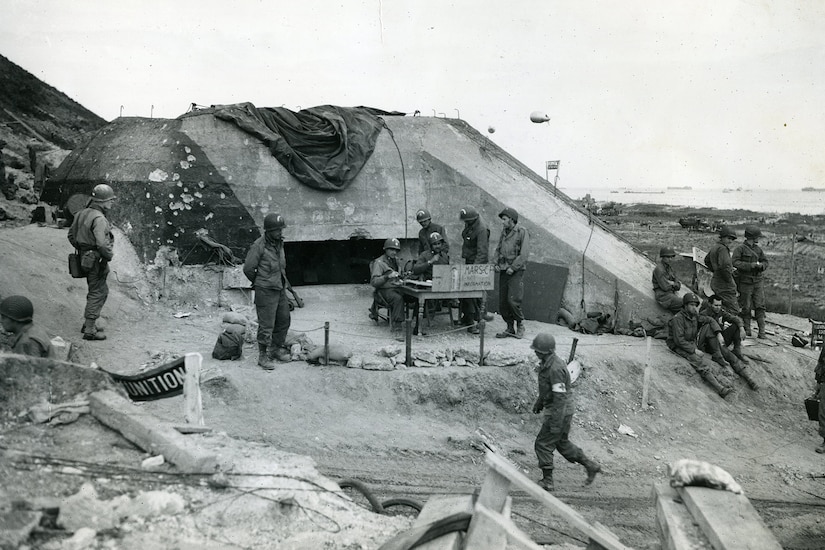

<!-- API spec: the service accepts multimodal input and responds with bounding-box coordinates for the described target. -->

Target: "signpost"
[545,160,561,196]
[431,264,495,292]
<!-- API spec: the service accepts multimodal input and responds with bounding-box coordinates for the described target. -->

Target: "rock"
[414,350,438,364]
[306,344,352,365]
[0,509,42,549]
[57,483,118,532]
[483,347,527,367]
[141,455,165,469]
[413,359,436,367]
[116,490,185,519]
[346,355,364,369]
[455,357,467,366]
[63,527,97,550]
[379,345,402,358]
[361,357,395,371]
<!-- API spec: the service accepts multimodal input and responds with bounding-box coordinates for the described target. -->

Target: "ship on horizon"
[801,186,825,192]
[667,186,693,190]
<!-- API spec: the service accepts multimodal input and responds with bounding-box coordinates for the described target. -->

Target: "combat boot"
[816,439,825,454]
[743,317,752,337]
[515,321,525,339]
[756,313,767,339]
[704,372,733,398]
[270,347,292,362]
[733,345,749,364]
[538,469,554,491]
[580,457,602,485]
[82,320,106,340]
[258,344,276,370]
[496,323,515,338]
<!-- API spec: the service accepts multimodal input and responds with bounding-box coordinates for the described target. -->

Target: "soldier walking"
[531,332,601,491]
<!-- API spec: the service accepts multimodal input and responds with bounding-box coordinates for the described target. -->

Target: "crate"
[811,321,825,350]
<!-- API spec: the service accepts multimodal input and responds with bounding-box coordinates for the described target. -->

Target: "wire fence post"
[405,318,412,367]
[324,322,330,366]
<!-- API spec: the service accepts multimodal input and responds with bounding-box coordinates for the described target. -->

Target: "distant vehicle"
[678,217,711,231]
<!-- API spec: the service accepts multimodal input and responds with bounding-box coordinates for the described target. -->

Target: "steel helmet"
[718,226,737,239]
[0,295,33,322]
[659,247,676,258]
[530,333,556,354]
[383,238,401,250]
[459,206,479,222]
[415,209,431,223]
[264,213,286,231]
[90,184,116,202]
[682,293,701,306]
[498,207,519,224]
[428,231,445,245]
[744,226,762,240]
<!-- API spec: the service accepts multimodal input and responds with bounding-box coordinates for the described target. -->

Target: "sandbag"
[212,331,244,360]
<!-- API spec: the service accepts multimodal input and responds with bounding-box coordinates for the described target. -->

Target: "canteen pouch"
[68,252,84,278]
[80,249,98,271]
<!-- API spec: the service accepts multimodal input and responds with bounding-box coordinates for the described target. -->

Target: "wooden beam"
[651,483,711,550]
[464,467,511,548]
[414,495,473,550]
[678,487,782,550]
[483,451,632,550]
[473,502,544,550]
[89,390,219,473]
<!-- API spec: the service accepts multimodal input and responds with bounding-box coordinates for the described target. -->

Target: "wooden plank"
[472,502,543,550]
[678,487,782,550]
[89,390,220,474]
[464,467,511,549]
[183,352,204,426]
[651,483,711,550]
[483,451,632,550]
[641,336,652,409]
[414,495,474,550]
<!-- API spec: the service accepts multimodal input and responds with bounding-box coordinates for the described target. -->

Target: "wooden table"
[397,284,484,334]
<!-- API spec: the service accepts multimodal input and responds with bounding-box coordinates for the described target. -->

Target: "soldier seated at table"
[409,232,451,324]
[369,238,406,336]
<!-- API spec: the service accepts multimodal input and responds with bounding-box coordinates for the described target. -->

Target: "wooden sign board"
[432,264,495,292]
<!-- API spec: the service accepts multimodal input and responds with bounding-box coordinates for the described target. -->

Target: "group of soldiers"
[368,205,529,339]
[652,225,768,398]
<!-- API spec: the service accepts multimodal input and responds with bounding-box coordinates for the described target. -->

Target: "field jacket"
[243,235,286,290]
[704,242,736,286]
[667,309,715,354]
[652,261,680,293]
[417,222,448,255]
[461,219,489,264]
[535,353,575,419]
[68,206,114,261]
[370,253,401,290]
[494,225,529,272]
[732,241,768,284]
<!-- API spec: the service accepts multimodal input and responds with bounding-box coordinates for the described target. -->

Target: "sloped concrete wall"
[46,110,663,322]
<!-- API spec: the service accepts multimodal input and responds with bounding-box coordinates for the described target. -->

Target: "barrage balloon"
[530,111,550,123]
[487,126,496,134]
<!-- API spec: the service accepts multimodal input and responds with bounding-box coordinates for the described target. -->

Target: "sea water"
[563,187,825,216]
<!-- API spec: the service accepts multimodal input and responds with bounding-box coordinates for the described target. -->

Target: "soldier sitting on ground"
[0,295,51,358]
[666,293,734,399]
[698,295,759,390]
[652,246,683,314]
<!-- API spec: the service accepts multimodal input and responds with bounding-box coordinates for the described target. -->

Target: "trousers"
[499,270,525,324]
[535,412,584,470]
[84,260,110,321]
[255,287,291,349]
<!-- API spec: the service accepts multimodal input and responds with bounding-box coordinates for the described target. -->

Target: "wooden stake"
[641,336,652,409]
[183,352,204,426]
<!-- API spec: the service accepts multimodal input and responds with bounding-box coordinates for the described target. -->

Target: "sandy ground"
[2,221,825,549]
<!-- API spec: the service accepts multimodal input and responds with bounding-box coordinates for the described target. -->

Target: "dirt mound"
[3,222,825,548]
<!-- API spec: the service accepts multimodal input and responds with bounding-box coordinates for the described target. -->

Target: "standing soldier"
[652,246,683,314]
[459,206,489,334]
[68,184,115,341]
[244,213,291,370]
[704,226,739,315]
[494,207,529,339]
[815,344,825,454]
[732,226,768,338]
[415,209,448,255]
[531,333,601,491]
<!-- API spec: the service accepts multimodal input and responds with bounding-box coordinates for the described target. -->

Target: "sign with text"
[107,356,186,401]
[432,264,495,292]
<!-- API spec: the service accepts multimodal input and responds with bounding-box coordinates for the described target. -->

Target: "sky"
[2,0,824,194]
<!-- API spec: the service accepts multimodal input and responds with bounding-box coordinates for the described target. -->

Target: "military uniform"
[460,217,489,326]
[667,304,732,397]
[417,222,447,255]
[652,260,682,313]
[10,322,51,357]
[704,241,739,314]
[732,240,768,337]
[698,303,758,389]
[816,346,825,453]
[370,252,405,326]
[68,203,114,336]
[244,233,291,360]
[494,223,529,333]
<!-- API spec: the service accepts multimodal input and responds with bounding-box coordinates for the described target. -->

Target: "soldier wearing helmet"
[652,246,683,314]
[494,206,529,339]
[415,209,448,255]
[369,237,405,335]
[411,232,449,281]
[530,332,601,491]
[244,212,292,369]
[68,183,116,340]
[697,294,759,390]
[0,295,51,357]
[666,293,734,398]
[703,225,740,315]
[458,206,489,334]
[732,225,768,338]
